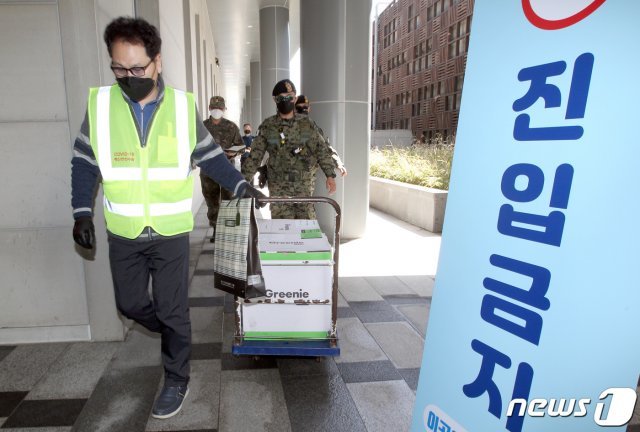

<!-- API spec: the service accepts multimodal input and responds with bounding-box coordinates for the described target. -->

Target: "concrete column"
[244,85,252,124]
[259,5,289,121]
[250,61,261,129]
[300,0,372,239]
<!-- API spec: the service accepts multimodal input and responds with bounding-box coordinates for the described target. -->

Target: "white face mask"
[210,109,223,119]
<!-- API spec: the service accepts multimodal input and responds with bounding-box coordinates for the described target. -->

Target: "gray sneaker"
[152,385,189,419]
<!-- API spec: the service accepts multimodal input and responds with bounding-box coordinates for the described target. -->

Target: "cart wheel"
[253,356,261,361]
[315,356,323,363]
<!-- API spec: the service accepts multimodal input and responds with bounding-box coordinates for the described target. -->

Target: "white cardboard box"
[257,218,321,234]
[241,303,332,334]
[258,233,333,265]
[259,265,333,302]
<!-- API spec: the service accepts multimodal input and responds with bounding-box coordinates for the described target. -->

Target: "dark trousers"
[108,235,191,386]
[200,173,234,227]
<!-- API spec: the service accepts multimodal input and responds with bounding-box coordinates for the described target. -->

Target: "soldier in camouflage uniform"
[242,80,337,219]
[295,94,347,177]
[201,96,245,240]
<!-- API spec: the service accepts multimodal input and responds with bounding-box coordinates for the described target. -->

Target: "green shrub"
[370,136,454,190]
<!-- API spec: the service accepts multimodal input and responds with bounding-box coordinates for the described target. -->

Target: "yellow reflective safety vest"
[87,85,197,239]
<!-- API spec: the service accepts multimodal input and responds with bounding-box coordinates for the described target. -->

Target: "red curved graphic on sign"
[522,0,606,30]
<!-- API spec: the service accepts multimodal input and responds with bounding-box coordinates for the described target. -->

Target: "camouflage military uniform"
[201,117,243,227]
[242,114,336,219]
[298,113,345,174]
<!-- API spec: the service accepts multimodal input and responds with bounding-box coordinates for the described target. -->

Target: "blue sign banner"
[411,1,640,431]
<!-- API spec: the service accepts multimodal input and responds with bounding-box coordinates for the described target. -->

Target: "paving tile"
[145,360,221,432]
[221,313,237,354]
[365,322,424,369]
[27,342,118,400]
[0,392,28,417]
[189,296,225,307]
[383,294,430,305]
[110,326,162,370]
[2,399,86,428]
[397,275,435,297]
[338,277,384,302]
[194,269,216,276]
[336,360,402,384]
[398,368,421,392]
[349,301,406,323]
[71,366,161,432]
[1,426,72,432]
[277,357,339,378]
[337,306,356,319]
[0,346,16,362]
[220,353,277,371]
[189,275,224,298]
[195,253,214,273]
[219,369,291,432]
[0,418,4,427]
[337,292,349,307]
[346,380,415,432]
[364,276,415,296]
[200,248,215,255]
[334,318,388,364]
[0,344,68,392]
[191,343,222,360]
[397,303,431,337]
[281,374,366,432]
[191,307,223,344]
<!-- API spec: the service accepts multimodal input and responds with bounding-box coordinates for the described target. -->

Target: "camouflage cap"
[272,79,296,96]
[295,94,309,106]
[209,95,225,109]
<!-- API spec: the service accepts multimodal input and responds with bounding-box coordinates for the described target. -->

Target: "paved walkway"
[0,205,439,432]
[2,204,636,431]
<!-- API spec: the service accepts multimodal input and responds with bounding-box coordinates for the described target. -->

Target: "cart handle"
[256,196,341,339]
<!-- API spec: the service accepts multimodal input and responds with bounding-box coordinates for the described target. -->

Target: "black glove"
[73,216,95,249]
[257,165,268,189]
[242,184,267,208]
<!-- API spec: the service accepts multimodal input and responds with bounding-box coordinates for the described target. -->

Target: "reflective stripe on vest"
[89,85,196,239]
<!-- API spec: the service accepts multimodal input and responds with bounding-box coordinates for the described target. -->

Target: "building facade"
[373,0,474,141]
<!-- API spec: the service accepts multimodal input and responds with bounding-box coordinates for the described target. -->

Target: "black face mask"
[277,100,295,115]
[244,130,251,135]
[116,76,156,102]
[296,106,309,115]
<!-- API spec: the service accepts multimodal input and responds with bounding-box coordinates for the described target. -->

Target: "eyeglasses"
[110,58,155,78]
[275,95,295,103]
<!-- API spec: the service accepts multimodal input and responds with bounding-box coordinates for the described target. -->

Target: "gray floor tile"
[383,294,430,305]
[2,399,86,429]
[337,292,348,307]
[0,346,16,362]
[219,369,291,432]
[110,326,162,370]
[195,253,215,272]
[1,427,72,432]
[189,296,225,307]
[349,301,406,323]
[191,307,223,344]
[190,275,224,298]
[0,418,5,427]
[145,360,221,431]
[26,342,118,400]
[221,313,237,354]
[346,380,415,432]
[194,269,216,276]
[397,275,435,297]
[364,276,415,296]
[277,357,339,378]
[0,392,28,417]
[365,322,424,369]
[336,360,401,384]
[397,303,431,337]
[334,318,388,364]
[72,366,161,432]
[191,343,222,360]
[398,368,421,392]
[338,277,384,302]
[0,344,68,392]
[281,374,366,432]
[337,307,356,319]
